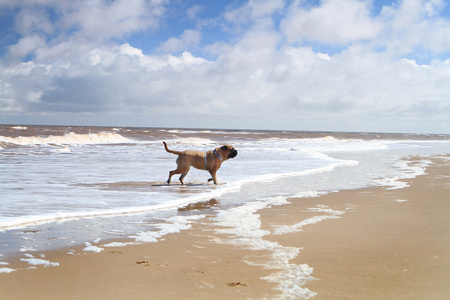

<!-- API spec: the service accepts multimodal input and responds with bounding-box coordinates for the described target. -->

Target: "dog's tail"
[163,141,182,155]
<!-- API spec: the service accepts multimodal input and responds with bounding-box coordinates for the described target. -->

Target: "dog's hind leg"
[167,156,188,184]
[179,167,190,185]
[167,169,179,184]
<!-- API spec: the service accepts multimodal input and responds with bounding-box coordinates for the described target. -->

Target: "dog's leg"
[167,170,178,184]
[168,166,190,185]
[208,170,218,184]
[168,156,188,184]
[179,167,190,185]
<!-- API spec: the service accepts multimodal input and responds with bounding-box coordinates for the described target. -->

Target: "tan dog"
[163,141,237,185]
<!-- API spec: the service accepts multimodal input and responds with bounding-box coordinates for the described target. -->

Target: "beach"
[1,155,449,299]
[2,0,450,298]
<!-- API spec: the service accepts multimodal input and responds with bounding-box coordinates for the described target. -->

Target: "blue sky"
[0,0,450,134]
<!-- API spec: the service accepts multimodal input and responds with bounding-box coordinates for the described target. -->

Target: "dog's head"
[220,145,238,160]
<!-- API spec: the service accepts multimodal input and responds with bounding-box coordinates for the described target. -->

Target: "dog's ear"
[221,145,228,151]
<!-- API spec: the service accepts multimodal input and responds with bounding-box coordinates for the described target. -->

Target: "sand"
[1,156,449,299]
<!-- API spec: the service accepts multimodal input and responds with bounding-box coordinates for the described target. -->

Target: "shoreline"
[1,155,449,299]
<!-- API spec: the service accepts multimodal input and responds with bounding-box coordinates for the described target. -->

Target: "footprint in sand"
[135,261,150,267]
[227,282,247,287]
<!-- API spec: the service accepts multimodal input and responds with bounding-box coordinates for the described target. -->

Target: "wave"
[164,137,216,146]
[0,132,133,146]
[159,129,263,135]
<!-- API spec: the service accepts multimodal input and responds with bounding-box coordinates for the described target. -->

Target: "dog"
[163,141,237,185]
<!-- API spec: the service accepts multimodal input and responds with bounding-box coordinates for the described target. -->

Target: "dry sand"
[1,156,449,299]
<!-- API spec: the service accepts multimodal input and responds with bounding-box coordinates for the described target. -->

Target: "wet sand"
[1,156,449,299]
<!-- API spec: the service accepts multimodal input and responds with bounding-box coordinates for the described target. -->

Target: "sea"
[1,125,449,295]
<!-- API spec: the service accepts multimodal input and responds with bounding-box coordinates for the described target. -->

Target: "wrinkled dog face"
[221,145,238,159]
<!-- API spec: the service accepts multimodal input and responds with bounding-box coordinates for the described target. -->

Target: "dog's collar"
[205,150,223,170]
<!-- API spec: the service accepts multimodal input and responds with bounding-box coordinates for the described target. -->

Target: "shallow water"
[1,125,449,280]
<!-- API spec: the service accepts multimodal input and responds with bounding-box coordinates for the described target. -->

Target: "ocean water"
[1,125,450,295]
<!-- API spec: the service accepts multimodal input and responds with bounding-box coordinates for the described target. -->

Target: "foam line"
[0,132,132,146]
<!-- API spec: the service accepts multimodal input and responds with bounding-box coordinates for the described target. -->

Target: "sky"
[0,0,450,134]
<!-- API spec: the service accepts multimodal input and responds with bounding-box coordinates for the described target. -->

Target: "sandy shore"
[1,156,449,299]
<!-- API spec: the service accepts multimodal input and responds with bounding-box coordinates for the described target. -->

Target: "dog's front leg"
[208,170,218,184]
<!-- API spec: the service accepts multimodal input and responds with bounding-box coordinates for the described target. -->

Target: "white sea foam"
[83,245,104,253]
[262,264,317,299]
[214,201,271,242]
[291,191,329,199]
[20,258,59,267]
[374,158,432,189]
[212,196,318,299]
[0,131,131,146]
[128,215,204,244]
[103,241,136,247]
[272,205,345,235]
[394,199,408,203]
[212,196,346,298]
[19,247,37,252]
[0,268,16,273]
[0,204,181,231]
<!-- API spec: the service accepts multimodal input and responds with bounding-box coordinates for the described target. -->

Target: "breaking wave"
[0,132,132,146]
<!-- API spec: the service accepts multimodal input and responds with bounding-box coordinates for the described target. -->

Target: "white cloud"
[2,37,449,132]
[61,0,166,41]
[14,6,54,36]
[281,0,383,45]
[187,4,203,20]
[5,0,168,61]
[157,29,202,53]
[380,0,450,55]
[8,34,46,58]
[224,0,284,22]
[221,0,284,35]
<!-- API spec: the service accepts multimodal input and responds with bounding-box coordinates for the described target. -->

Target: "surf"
[0,132,132,146]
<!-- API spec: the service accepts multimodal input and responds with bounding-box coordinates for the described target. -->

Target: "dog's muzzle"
[229,149,238,159]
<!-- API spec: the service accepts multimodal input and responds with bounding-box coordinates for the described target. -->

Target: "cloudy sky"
[0,0,449,134]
